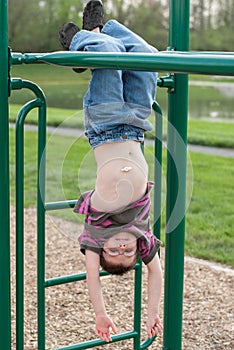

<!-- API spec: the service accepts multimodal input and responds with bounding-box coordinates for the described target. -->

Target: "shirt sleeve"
[78,229,102,256]
[138,230,161,265]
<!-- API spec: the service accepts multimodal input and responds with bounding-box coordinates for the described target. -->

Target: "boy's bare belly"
[91,141,148,212]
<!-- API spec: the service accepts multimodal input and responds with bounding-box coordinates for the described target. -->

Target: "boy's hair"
[100,253,138,276]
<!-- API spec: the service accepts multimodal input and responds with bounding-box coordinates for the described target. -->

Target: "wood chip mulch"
[10,207,234,349]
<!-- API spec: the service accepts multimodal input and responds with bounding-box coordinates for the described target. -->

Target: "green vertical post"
[133,261,142,349]
[16,99,42,350]
[0,0,11,349]
[37,95,47,350]
[163,0,190,349]
[153,101,163,240]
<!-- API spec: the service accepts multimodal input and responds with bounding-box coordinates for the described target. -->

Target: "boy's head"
[100,232,138,275]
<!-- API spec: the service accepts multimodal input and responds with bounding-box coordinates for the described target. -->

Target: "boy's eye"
[109,248,118,253]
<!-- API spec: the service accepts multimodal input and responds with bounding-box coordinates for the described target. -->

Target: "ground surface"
[11,207,233,350]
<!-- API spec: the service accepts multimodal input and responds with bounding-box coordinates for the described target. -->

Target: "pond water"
[9,65,234,121]
[156,80,234,121]
[189,81,234,120]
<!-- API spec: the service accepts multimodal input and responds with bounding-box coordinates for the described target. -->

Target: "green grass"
[186,152,234,265]
[9,104,234,148]
[10,65,234,121]
[10,129,234,267]
[9,65,234,148]
[10,65,91,109]
[188,119,234,148]
[189,74,234,83]
[9,65,234,266]
[9,104,84,129]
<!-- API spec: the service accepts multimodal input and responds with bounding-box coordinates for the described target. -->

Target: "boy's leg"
[70,31,135,135]
[102,20,158,116]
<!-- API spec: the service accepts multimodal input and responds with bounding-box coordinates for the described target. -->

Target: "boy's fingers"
[96,326,114,342]
[96,330,111,342]
[147,323,163,338]
[157,323,163,333]
[110,322,117,334]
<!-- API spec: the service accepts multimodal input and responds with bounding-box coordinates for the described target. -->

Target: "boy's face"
[103,232,137,267]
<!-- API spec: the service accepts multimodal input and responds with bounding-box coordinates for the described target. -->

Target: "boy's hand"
[95,314,117,342]
[147,314,163,338]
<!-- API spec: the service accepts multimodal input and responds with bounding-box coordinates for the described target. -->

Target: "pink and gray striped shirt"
[74,181,161,265]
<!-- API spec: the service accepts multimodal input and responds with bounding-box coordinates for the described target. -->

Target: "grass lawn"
[9,65,234,148]
[10,129,234,267]
[186,152,234,265]
[187,119,234,148]
[9,103,234,148]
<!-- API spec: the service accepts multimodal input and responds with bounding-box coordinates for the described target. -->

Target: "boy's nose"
[119,243,126,248]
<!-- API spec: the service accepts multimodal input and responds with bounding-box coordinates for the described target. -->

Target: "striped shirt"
[74,181,161,264]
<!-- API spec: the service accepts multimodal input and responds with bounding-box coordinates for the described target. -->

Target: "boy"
[59,0,163,342]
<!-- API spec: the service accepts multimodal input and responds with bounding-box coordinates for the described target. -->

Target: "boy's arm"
[85,250,117,342]
[146,252,163,338]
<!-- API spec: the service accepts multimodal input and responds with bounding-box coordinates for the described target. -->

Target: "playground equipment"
[0,0,234,349]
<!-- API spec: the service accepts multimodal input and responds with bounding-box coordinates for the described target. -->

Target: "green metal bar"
[15,98,42,350]
[140,337,156,350]
[153,101,163,240]
[133,260,142,349]
[45,200,77,211]
[137,101,163,350]
[163,0,190,350]
[53,331,138,350]
[11,51,234,75]
[0,0,11,349]
[37,90,47,350]
[12,78,47,350]
[44,270,109,288]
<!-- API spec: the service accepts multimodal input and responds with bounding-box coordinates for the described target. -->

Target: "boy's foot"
[59,22,79,50]
[82,0,104,31]
[59,22,86,73]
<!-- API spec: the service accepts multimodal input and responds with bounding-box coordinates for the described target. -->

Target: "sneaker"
[59,22,79,50]
[59,22,86,73]
[82,0,104,31]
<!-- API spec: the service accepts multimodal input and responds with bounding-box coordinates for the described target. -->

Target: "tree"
[126,0,168,50]
[8,0,234,53]
[8,0,84,52]
[8,0,40,51]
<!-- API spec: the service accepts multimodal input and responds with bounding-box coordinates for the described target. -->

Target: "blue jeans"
[70,20,158,148]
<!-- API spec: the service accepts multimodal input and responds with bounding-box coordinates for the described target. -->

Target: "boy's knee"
[135,42,158,54]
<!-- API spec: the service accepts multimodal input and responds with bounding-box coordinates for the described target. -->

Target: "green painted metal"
[2,0,234,349]
[163,0,190,350]
[43,108,161,350]
[12,78,47,350]
[54,331,139,350]
[153,101,163,241]
[45,199,77,211]
[0,0,11,349]
[11,51,234,75]
[12,84,162,350]
[36,94,47,350]
[15,98,42,350]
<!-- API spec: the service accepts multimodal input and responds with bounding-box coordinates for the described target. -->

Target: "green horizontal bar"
[11,51,234,75]
[45,262,141,288]
[157,75,175,88]
[53,331,138,350]
[45,270,108,288]
[45,273,87,287]
[45,200,77,211]
[140,336,156,349]
[11,78,46,101]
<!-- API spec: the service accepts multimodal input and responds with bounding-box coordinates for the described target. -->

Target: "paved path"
[11,123,234,158]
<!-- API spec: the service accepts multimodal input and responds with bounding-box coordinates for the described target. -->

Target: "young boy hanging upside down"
[59,0,163,342]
